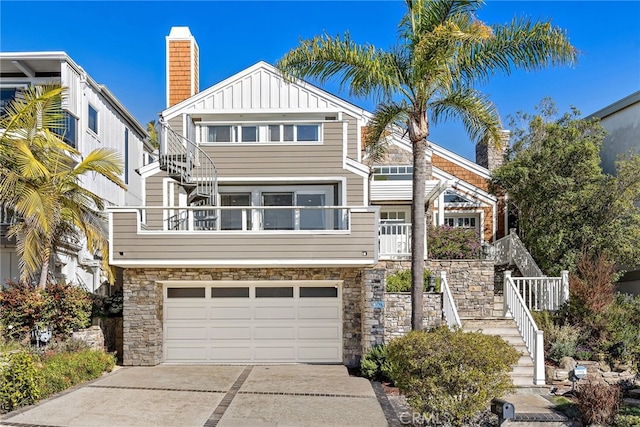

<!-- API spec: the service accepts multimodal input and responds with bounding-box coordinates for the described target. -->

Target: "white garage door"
[163,280,343,363]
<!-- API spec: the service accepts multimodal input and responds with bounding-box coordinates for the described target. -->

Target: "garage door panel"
[254,326,296,340]
[298,345,341,361]
[209,326,252,340]
[165,345,208,361]
[254,345,296,360]
[254,306,295,319]
[210,306,251,319]
[166,306,207,320]
[209,346,252,361]
[298,305,340,319]
[298,325,341,340]
[165,325,207,340]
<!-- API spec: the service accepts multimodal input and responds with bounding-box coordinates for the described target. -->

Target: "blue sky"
[1,1,639,161]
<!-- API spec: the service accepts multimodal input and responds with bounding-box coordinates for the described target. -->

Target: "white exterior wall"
[599,100,640,176]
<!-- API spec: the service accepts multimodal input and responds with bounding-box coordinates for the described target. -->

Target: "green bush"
[385,269,440,293]
[39,349,115,398]
[92,289,123,318]
[546,324,581,363]
[0,350,41,412]
[0,281,92,341]
[360,344,392,382]
[616,406,640,427]
[428,226,482,259]
[386,327,519,427]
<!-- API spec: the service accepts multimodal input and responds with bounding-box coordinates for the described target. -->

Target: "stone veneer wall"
[428,260,494,317]
[384,293,443,342]
[122,267,365,367]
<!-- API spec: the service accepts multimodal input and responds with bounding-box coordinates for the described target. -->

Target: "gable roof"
[162,61,371,120]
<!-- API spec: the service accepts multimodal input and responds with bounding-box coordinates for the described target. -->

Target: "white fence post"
[503,271,512,318]
[534,330,546,385]
[561,270,569,305]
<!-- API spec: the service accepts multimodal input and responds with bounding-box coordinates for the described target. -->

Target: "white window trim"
[198,122,324,145]
[87,103,99,136]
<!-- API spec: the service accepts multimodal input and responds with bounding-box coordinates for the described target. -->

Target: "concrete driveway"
[0,365,389,427]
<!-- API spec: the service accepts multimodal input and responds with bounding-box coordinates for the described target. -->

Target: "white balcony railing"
[494,230,544,277]
[132,206,352,232]
[504,271,545,385]
[379,223,411,258]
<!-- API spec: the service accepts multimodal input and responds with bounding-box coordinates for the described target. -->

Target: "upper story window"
[373,166,413,181]
[88,104,98,134]
[52,111,78,148]
[201,123,321,144]
[0,88,17,116]
[444,216,477,229]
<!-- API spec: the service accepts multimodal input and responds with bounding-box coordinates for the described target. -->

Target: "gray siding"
[168,116,183,135]
[111,210,377,265]
[344,113,359,161]
[201,121,345,177]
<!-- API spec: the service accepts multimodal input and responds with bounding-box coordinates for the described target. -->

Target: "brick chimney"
[166,27,199,108]
[476,130,510,171]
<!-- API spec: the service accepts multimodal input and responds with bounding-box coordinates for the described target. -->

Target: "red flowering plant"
[427,226,482,259]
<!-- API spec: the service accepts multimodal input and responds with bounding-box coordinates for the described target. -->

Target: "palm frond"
[365,102,410,164]
[276,32,402,100]
[430,87,503,147]
[70,148,126,190]
[458,17,578,85]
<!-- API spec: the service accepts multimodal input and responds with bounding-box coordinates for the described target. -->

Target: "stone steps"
[462,317,535,386]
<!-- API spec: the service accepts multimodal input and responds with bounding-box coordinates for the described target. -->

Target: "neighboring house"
[588,91,640,295]
[0,52,153,290]
[108,27,507,367]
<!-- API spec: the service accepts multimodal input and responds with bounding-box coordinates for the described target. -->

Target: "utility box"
[491,398,515,424]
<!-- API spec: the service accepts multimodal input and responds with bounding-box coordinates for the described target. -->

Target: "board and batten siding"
[344,113,360,161]
[110,210,377,265]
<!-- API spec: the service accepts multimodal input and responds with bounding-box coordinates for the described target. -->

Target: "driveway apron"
[0,365,388,427]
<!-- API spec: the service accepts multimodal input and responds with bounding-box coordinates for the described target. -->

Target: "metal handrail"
[159,118,218,206]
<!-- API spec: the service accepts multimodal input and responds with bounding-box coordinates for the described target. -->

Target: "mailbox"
[570,365,588,381]
[491,398,515,420]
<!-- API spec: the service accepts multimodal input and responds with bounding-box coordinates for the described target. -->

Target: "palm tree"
[0,84,125,289]
[277,0,576,329]
[146,120,159,150]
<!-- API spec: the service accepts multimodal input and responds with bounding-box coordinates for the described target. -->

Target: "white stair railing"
[494,230,543,277]
[511,273,569,311]
[504,271,545,385]
[440,271,461,328]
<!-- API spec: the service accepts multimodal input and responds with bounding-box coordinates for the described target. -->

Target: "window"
[380,211,406,223]
[300,287,338,298]
[296,193,326,230]
[263,192,294,230]
[52,111,78,148]
[220,193,252,230]
[255,287,293,298]
[444,216,477,229]
[202,123,321,143]
[443,190,475,204]
[373,166,413,181]
[88,104,98,134]
[0,88,17,115]
[124,129,129,184]
[167,287,205,298]
[211,287,249,298]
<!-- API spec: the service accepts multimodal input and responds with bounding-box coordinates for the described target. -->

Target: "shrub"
[385,269,439,293]
[570,252,616,314]
[428,226,482,260]
[0,350,41,412]
[39,349,115,398]
[44,282,92,336]
[616,406,640,427]
[386,327,519,427]
[576,381,621,426]
[92,288,123,318]
[360,344,392,382]
[0,281,92,341]
[546,323,581,363]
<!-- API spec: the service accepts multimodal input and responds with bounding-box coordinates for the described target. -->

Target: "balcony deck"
[109,206,379,268]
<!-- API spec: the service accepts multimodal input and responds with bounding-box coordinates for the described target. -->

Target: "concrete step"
[511,373,537,386]
[512,364,535,375]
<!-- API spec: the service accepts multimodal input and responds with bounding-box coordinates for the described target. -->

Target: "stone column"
[361,268,386,355]
[122,269,163,366]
